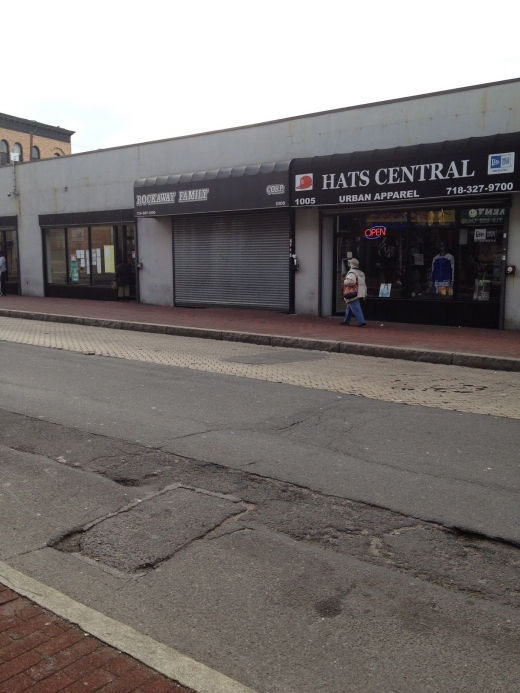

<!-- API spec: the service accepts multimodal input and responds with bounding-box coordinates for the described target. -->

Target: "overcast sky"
[4,0,520,153]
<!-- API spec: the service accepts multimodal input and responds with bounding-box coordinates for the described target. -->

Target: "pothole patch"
[50,487,245,574]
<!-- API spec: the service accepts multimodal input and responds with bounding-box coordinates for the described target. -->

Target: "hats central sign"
[292,134,520,208]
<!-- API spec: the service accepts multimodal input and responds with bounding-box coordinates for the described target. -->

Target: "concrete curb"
[1,307,519,372]
[0,561,259,693]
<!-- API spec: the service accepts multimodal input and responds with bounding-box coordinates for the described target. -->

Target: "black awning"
[0,215,17,228]
[134,160,290,217]
[39,209,134,228]
[292,132,520,207]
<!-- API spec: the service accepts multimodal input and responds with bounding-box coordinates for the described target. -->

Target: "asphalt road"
[0,336,519,693]
[1,340,518,541]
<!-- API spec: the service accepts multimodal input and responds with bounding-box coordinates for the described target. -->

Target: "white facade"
[1,78,519,327]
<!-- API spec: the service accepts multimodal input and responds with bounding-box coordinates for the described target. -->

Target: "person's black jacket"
[115,262,132,287]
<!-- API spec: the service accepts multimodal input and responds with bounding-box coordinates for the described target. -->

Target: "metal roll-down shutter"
[174,210,290,311]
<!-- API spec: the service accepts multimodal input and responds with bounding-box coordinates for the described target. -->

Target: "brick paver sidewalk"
[1,295,519,359]
[0,583,191,693]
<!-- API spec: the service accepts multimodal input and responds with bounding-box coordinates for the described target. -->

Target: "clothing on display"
[430,248,455,298]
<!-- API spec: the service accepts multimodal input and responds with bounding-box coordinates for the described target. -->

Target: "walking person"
[342,258,367,327]
[115,256,132,301]
[0,250,6,296]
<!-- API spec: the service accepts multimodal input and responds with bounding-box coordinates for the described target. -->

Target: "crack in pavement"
[49,482,248,574]
[3,405,517,545]
[137,505,252,570]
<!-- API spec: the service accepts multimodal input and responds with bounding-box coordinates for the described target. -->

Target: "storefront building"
[134,161,293,311]
[293,132,519,329]
[0,78,519,329]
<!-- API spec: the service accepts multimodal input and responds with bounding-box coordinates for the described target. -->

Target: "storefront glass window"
[90,226,116,285]
[43,224,134,290]
[364,212,408,299]
[457,226,504,302]
[116,224,136,296]
[67,227,90,284]
[335,217,361,312]
[332,204,506,327]
[45,229,67,284]
[409,210,456,299]
[334,206,505,306]
[116,225,136,264]
[2,229,18,281]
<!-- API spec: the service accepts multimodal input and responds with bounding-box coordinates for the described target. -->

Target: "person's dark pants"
[0,272,6,295]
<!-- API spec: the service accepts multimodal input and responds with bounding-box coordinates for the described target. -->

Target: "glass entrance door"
[0,228,19,294]
[117,224,136,298]
[335,216,362,313]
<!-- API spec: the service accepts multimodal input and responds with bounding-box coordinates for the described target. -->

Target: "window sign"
[365,225,386,239]
[104,245,115,273]
[473,279,491,301]
[70,257,80,283]
[460,207,506,225]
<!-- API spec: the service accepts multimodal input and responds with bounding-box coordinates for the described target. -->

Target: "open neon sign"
[365,225,387,240]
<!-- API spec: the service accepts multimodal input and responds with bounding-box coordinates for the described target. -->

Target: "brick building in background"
[0,113,74,164]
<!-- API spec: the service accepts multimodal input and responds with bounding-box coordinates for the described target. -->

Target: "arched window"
[12,143,23,162]
[0,140,8,165]
[31,145,40,160]
[54,152,61,157]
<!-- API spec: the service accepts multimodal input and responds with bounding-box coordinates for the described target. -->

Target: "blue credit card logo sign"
[488,152,515,174]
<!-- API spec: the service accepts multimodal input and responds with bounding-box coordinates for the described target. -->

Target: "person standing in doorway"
[115,256,132,301]
[342,258,367,327]
[0,250,6,296]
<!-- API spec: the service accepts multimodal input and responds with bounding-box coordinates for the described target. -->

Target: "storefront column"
[295,208,320,315]
[504,193,520,329]
[137,217,174,306]
[19,216,45,297]
[320,216,334,316]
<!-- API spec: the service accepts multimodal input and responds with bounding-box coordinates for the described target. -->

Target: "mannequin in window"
[430,242,454,298]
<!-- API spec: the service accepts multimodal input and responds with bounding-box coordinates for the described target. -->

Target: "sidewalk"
[0,582,188,693]
[0,295,519,369]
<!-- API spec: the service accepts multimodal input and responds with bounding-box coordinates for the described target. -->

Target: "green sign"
[70,260,80,283]
[460,207,506,225]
